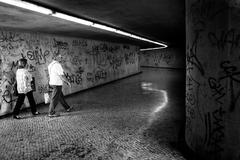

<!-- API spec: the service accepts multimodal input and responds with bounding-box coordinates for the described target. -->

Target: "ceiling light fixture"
[91,23,116,32]
[52,12,94,26]
[0,0,53,15]
[0,0,168,49]
[115,30,132,37]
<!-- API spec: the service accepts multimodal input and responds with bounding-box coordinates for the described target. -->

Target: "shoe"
[66,106,73,112]
[32,112,40,115]
[48,113,60,118]
[13,115,22,119]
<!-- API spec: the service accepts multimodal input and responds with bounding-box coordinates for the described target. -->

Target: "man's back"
[48,60,64,86]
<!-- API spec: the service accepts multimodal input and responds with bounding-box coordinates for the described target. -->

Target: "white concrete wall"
[0,29,140,116]
[140,47,185,69]
[186,0,240,159]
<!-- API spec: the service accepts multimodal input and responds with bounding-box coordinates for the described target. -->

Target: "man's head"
[18,58,28,69]
[53,53,63,62]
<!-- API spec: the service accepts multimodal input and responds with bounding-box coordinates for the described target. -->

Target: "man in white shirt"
[48,54,72,117]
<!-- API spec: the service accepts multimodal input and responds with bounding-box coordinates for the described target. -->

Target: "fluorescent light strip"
[91,23,116,32]
[52,12,93,26]
[140,47,166,51]
[115,30,132,37]
[0,0,168,48]
[0,0,52,15]
[130,34,142,40]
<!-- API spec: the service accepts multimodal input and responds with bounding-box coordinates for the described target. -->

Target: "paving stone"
[0,68,197,160]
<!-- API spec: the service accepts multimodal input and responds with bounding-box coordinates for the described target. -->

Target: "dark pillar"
[186,0,240,159]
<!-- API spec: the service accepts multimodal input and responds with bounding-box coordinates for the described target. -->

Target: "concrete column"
[186,0,240,159]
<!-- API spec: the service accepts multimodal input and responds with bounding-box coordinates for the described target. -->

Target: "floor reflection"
[141,82,169,124]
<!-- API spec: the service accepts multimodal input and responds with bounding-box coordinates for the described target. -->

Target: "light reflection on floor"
[141,82,169,123]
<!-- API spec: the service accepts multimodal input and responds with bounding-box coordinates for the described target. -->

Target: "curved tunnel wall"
[186,0,240,159]
[0,29,140,116]
[140,47,185,69]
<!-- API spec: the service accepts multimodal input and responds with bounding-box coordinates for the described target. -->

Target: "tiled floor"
[0,67,198,160]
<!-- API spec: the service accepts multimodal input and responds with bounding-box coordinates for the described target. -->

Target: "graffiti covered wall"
[186,0,240,159]
[140,47,185,69]
[0,29,140,116]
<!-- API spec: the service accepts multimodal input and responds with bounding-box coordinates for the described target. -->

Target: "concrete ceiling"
[0,0,185,48]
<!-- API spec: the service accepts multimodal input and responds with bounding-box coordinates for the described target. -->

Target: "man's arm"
[60,75,71,87]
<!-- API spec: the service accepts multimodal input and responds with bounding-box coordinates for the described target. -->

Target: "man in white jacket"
[48,53,72,117]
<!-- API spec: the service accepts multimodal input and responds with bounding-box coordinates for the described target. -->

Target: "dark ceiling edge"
[23,0,169,48]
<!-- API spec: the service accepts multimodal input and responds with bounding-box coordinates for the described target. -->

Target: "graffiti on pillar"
[208,29,240,54]
[185,0,240,157]
[204,107,225,155]
[186,100,196,134]
[208,77,226,104]
[219,60,240,111]
[189,0,214,25]
[186,73,205,134]
[186,29,207,125]
[188,0,228,29]
[205,67,227,155]
[206,60,240,112]
[187,29,205,76]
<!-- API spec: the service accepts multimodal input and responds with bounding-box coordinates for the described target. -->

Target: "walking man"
[13,58,40,119]
[48,53,72,117]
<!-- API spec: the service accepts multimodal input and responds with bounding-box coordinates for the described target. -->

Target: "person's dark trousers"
[13,91,37,116]
[49,85,70,115]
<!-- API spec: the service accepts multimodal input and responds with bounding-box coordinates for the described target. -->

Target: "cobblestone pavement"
[0,68,198,160]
